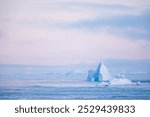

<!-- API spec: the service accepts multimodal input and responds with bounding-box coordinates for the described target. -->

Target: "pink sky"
[0,0,150,65]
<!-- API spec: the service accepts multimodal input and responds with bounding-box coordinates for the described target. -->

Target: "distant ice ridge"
[65,69,83,76]
[110,78,133,85]
[87,62,139,86]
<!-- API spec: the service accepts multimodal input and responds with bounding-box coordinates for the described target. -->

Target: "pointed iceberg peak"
[87,62,113,82]
[99,62,113,81]
[95,63,101,73]
[87,62,137,86]
[99,62,103,66]
[95,62,104,76]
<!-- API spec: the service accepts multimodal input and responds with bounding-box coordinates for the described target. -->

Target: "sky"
[0,0,150,65]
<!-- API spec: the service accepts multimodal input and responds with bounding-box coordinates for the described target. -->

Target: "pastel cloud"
[0,0,150,65]
[0,27,150,65]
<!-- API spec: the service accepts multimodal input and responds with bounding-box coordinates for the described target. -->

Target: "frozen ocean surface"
[0,63,150,100]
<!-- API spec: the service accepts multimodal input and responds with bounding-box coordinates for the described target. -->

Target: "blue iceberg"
[87,62,137,86]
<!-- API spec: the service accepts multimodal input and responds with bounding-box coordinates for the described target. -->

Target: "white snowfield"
[87,62,139,86]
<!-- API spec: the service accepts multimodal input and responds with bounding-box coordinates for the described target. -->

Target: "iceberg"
[99,62,113,81]
[109,78,133,85]
[87,62,112,82]
[87,62,137,86]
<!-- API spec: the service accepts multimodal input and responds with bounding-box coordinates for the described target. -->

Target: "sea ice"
[96,82,110,87]
[109,78,133,85]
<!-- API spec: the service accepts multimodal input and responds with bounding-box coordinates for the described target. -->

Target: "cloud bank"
[0,0,150,65]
